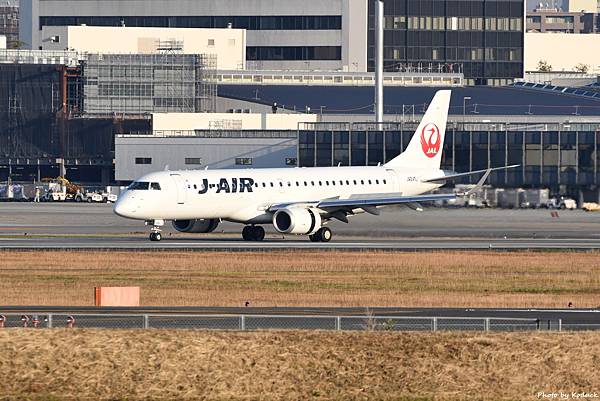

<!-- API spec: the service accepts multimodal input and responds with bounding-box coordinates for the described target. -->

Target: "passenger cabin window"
[383,179,387,184]
[150,182,161,190]
[375,180,379,184]
[128,181,149,190]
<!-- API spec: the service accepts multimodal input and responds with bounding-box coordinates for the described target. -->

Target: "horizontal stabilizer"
[422,165,520,183]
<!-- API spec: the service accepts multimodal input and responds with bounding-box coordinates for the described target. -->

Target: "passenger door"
[386,169,400,193]
[170,174,186,204]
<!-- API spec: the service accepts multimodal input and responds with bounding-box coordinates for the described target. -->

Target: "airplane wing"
[422,164,520,183]
[315,193,456,209]
[268,193,456,217]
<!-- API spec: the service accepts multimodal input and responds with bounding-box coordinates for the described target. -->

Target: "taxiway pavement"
[1,203,599,250]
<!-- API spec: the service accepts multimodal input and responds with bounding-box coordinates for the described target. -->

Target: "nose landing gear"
[242,225,265,241]
[146,219,165,242]
[149,232,162,242]
[309,227,332,242]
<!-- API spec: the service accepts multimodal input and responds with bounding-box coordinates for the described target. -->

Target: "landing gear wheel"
[242,226,252,241]
[317,227,332,242]
[253,226,265,241]
[242,226,265,241]
[149,232,162,242]
[309,227,332,242]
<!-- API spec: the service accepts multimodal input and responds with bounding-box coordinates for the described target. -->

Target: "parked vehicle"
[100,191,118,203]
[546,197,577,210]
[73,190,103,203]
[582,202,600,212]
[42,186,67,202]
[519,189,550,209]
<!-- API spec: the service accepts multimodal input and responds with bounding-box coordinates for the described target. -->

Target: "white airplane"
[114,90,516,242]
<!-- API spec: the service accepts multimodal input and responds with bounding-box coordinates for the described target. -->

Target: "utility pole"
[375,0,384,124]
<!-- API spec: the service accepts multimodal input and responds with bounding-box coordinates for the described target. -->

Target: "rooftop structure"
[40,26,246,70]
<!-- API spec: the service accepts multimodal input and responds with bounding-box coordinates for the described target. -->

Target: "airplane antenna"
[337,162,341,167]
[164,165,169,171]
[205,166,209,170]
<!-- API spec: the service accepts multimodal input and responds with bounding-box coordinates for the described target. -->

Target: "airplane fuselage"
[114,165,444,223]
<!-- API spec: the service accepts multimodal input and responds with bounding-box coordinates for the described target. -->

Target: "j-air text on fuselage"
[113,90,518,242]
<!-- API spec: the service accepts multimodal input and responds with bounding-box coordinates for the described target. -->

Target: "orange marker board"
[94,287,140,307]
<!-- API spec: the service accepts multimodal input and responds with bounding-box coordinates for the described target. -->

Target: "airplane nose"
[113,196,135,218]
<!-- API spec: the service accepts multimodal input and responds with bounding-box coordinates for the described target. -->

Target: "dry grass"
[0,250,599,307]
[0,329,598,401]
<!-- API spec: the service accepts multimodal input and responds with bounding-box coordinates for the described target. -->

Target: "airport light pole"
[463,96,471,125]
[374,0,384,124]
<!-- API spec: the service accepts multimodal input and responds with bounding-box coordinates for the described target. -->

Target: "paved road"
[1,306,597,322]
[1,203,599,249]
[1,307,597,330]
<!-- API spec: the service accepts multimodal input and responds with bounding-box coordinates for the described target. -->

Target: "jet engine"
[172,219,219,233]
[272,208,321,235]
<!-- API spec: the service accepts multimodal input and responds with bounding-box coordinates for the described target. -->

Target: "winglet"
[457,166,502,196]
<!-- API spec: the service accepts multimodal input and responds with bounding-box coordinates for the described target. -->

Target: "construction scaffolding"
[82,53,217,115]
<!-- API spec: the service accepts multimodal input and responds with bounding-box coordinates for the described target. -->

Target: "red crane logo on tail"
[420,123,441,158]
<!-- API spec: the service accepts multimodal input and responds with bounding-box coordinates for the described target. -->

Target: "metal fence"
[0,314,572,331]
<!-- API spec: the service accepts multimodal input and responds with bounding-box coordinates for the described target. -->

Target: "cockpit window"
[128,181,149,190]
[150,182,161,190]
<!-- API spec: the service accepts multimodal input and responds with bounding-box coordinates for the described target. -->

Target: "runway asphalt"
[1,202,600,249]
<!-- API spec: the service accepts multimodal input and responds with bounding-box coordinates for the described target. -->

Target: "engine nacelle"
[273,208,321,235]
[172,219,219,233]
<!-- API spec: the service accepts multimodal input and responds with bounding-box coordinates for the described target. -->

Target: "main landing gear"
[242,225,265,241]
[309,227,332,243]
[146,219,164,242]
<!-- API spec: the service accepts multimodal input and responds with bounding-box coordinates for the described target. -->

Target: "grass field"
[0,329,598,401]
[0,250,599,307]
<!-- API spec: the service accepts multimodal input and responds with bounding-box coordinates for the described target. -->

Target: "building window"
[185,158,202,165]
[246,46,342,61]
[235,157,252,165]
[40,15,342,31]
[285,157,297,166]
[135,157,152,165]
[208,39,215,47]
